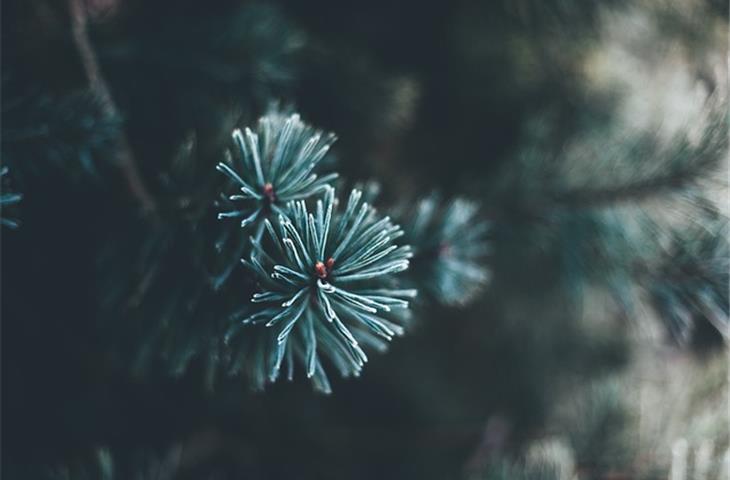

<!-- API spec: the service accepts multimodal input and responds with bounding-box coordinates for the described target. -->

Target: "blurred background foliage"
[2,0,728,478]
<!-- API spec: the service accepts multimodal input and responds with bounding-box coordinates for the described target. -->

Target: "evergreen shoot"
[216,109,338,231]
[399,194,491,306]
[226,187,415,392]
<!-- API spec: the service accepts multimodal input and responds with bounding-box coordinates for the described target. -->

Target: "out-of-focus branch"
[69,0,157,214]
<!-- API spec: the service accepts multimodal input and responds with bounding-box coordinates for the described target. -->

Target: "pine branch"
[548,120,726,209]
[498,101,728,217]
[96,111,416,392]
[641,220,729,343]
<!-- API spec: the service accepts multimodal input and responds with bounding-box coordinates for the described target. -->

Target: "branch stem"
[69,0,157,214]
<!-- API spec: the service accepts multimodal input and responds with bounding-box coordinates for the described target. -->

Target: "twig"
[549,168,702,208]
[69,0,157,214]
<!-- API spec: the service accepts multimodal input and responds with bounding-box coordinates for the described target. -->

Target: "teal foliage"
[8,448,181,480]
[0,166,22,228]
[398,194,491,306]
[216,109,337,231]
[1,85,121,180]
[226,188,414,392]
[645,220,729,343]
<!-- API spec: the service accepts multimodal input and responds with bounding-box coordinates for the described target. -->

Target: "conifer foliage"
[216,110,338,231]
[216,111,479,392]
[226,187,414,392]
[398,194,491,306]
[0,167,22,229]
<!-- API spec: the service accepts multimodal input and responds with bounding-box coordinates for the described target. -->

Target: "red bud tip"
[315,258,335,279]
[262,183,276,202]
[315,261,328,279]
